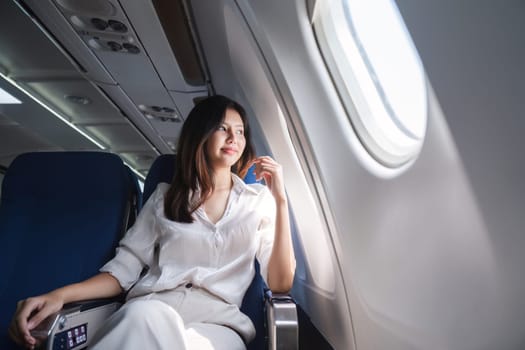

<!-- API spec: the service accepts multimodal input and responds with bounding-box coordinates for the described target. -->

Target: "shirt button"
[185,283,193,289]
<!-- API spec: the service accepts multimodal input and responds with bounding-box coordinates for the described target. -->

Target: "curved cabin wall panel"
[396,2,525,348]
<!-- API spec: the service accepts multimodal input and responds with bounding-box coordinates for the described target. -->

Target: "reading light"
[65,94,91,105]
[0,86,22,104]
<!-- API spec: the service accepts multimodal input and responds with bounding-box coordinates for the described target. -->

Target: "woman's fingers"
[9,294,61,349]
[9,299,40,348]
[253,156,286,201]
[7,321,23,346]
[254,156,280,176]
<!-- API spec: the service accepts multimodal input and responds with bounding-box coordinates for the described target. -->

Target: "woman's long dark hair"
[164,95,255,223]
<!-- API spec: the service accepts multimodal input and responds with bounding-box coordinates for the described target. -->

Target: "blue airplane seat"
[126,166,143,219]
[142,154,176,203]
[0,152,141,350]
[142,154,268,350]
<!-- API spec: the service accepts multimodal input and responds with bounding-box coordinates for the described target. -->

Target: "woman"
[8,95,296,350]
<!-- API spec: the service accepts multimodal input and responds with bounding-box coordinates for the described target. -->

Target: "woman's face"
[206,108,246,170]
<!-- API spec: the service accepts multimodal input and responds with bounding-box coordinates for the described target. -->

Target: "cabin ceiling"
[0,0,210,178]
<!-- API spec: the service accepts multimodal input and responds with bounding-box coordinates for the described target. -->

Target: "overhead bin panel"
[44,0,181,107]
[0,1,79,80]
[0,113,61,168]
[19,0,117,85]
[98,84,172,154]
[120,0,208,92]
[24,80,123,124]
[118,0,209,122]
[21,0,210,150]
[168,90,209,121]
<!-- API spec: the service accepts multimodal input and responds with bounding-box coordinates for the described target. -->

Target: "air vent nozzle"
[139,105,182,123]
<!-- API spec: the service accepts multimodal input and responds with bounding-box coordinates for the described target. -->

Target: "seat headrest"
[142,154,176,205]
[2,152,130,203]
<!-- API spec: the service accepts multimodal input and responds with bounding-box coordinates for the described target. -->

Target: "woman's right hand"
[8,292,64,349]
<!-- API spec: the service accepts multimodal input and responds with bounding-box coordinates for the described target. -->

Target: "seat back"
[142,154,266,349]
[142,154,177,204]
[0,152,140,349]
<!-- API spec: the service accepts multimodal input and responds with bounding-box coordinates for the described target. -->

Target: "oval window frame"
[313,0,428,170]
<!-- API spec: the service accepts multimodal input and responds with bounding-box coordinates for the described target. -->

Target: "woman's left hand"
[254,156,295,292]
[253,156,286,203]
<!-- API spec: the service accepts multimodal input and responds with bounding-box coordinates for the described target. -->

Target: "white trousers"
[89,285,253,350]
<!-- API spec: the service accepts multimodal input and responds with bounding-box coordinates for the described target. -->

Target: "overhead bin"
[20,0,209,147]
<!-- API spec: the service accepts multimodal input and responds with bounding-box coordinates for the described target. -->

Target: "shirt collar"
[231,173,260,195]
[191,173,259,201]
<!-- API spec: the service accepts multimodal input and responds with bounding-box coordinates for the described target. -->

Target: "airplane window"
[313,0,427,168]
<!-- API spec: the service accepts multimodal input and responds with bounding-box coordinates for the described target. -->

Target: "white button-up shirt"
[100,174,276,307]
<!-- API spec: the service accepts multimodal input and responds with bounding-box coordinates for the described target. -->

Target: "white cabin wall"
[220,0,508,349]
[396,1,525,348]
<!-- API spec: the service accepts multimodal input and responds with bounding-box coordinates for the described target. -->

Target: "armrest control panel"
[52,323,87,350]
[30,300,120,350]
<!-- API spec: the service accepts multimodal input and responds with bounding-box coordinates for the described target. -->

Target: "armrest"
[30,298,121,350]
[265,290,298,350]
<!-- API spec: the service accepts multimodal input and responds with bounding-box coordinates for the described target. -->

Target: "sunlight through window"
[314,0,428,169]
